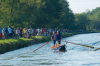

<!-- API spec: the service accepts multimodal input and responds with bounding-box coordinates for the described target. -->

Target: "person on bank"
[0,25,2,39]
[51,31,56,47]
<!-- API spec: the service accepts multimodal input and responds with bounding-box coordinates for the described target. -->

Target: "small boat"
[51,45,66,52]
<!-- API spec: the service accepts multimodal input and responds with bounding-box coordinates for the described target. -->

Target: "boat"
[51,44,66,52]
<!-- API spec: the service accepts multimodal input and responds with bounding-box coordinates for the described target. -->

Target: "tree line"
[74,7,100,30]
[0,0,100,30]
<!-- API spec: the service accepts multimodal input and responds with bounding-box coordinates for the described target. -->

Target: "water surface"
[0,33,100,66]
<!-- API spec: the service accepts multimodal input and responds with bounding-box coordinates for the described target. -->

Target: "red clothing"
[56,34,59,35]
[20,29,23,33]
[42,29,44,33]
[43,29,45,33]
[0,33,2,37]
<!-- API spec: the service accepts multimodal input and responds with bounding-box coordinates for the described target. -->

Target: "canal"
[0,33,100,66]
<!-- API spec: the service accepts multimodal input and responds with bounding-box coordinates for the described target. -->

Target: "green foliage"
[59,0,75,29]
[0,0,75,29]
[1,0,100,30]
[74,13,90,30]
[87,7,100,29]
[75,7,100,30]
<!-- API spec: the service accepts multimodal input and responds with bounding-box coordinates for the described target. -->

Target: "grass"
[0,38,34,54]
[0,38,33,44]
[32,36,44,39]
[31,35,51,43]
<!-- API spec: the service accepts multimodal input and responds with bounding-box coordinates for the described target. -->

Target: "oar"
[47,43,51,47]
[62,41,94,48]
[76,44,94,48]
[93,48,100,51]
[33,41,52,52]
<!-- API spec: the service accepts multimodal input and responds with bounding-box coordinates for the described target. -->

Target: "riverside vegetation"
[1,30,98,54]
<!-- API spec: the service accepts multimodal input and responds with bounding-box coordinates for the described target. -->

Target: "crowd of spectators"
[0,25,96,40]
[0,26,69,40]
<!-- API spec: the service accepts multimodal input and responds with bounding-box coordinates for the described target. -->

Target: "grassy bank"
[31,35,51,44]
[0,38,34,54]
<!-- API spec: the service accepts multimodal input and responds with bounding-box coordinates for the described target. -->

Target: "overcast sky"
[67,0,100,13]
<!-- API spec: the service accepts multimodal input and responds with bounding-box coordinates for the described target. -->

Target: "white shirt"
[37,29,40,32]
[8,28,12,34]
[28,29,31,34]
[16,30,20,34]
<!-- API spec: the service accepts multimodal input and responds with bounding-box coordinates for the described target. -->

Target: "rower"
[56,31,62,47]
[51,31,56,47]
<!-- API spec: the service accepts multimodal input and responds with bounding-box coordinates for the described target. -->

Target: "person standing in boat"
[51,31,56,47]
[56,30,62,47]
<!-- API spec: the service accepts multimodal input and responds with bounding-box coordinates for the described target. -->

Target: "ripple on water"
[32,62,64,66]
[0,57,14,60]
[22,59,48,61]
[18,56,33,58]
[83,63,100,66]
[1,64,14,66]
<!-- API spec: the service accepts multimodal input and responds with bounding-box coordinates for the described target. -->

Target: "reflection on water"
[0,33,100,66]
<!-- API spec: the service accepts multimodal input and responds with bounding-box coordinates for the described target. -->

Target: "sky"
[67,0,100,13]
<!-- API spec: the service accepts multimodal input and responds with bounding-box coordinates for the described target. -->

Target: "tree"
[74,13,90,30]
[0,0,75,29]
